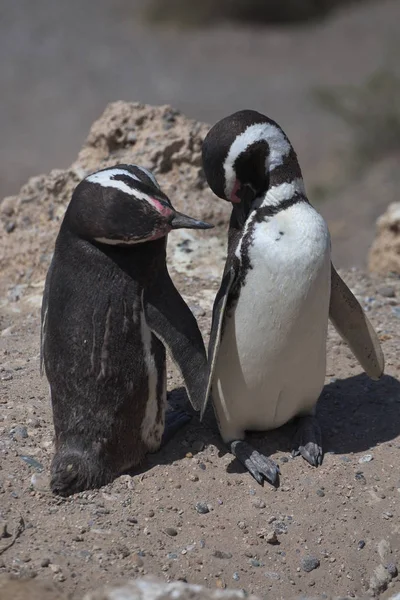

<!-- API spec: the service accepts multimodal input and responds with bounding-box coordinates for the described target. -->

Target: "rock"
[300,556,320,572]
[164,527,178,537]
[386,563,398,578]
[359,454,373,463]
[83,576,261,600]
[369,564,392,595]
[369,202,400,275]
[0,102,230,292]
[212,550,232,559]
[195,502,209,514]
[378,285,396,298]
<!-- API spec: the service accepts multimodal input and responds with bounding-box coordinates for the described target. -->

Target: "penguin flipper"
[329,263,384,380]
[200,266,237,420]
[143,271,208,411]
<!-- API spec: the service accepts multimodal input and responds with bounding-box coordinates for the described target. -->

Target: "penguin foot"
[291,415,323,467]
[161,409,191,447]
[229,440,280,486]
[50,449,112,497]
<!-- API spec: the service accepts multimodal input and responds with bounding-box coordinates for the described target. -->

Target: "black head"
[65,164,213,246]
[202,110,302,225]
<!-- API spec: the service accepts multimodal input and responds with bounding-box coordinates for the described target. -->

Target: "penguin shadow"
[199,373,400,479]
[129,374,400,479]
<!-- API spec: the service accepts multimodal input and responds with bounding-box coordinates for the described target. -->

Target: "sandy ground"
[1,257,400,599]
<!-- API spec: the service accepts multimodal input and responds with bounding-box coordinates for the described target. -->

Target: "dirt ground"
[1,261,400,600]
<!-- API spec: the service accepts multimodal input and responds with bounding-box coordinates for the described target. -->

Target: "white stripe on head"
[86,168,160,205]
[223,122,291,199]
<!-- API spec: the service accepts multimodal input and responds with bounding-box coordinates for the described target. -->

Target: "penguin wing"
[200,265,237,420]
[329,263,384,380]
[143,270,208,411]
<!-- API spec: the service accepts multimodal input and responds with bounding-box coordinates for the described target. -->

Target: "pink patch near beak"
[148,197,174,218]
[230,179,241,204]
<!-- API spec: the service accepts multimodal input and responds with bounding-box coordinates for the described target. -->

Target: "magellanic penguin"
[201,110,385,485]
[41,164,213,496]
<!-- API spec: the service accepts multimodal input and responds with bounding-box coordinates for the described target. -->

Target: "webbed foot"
[161,409,191,446]
[291,415,323,467]
[229,440,280,486]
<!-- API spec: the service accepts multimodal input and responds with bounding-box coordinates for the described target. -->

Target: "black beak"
[170,211,214,230]
[232,185,255,228]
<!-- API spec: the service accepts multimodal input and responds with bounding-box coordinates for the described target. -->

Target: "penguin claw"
[229,440,280,486]
[292,415,323,467]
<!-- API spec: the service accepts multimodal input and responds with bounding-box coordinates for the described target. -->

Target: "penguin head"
[202,110,297,224]
[66,164,213,245]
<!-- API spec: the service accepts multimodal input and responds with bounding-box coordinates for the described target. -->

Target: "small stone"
[358,540,366,550]
[233,572,240,581]
[213,550,232,559]
[386,563,398,578]
[12,425,28,439]
[355,471,366,484]
[359,454,373,463]
[195,502,209,514]
[265,571,281,581]
[280,456,289,463]
[50,564,61,574]
[54,573,66,582]
[189,474,199,482]
[253,499,266,509]
[40,558,51,567]
[167,553,178,559]
[215,578,226,589]
[5,222,16,234]
[316,489,325,497]
[165,527,178,537]
[266,531,278,544]
[131,553,144,567]
[250,559,262,567]
[237,521,247,530]
[300,556,320,572]
[382,511,393,520]
[186,452,193,459]
[378,286,395,298]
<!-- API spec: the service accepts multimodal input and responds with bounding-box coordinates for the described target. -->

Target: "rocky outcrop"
[0,102,229,295]
[368,202,400,275]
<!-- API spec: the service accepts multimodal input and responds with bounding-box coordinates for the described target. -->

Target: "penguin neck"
[253,176,307,215]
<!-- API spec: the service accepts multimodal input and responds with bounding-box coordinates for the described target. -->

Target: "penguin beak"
[232,185,255,228]
[170,211,214,230]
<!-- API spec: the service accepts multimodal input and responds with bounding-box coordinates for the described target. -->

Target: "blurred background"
[2,0,400,266]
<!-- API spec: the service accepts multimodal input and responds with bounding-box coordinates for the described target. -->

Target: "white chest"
[212,203,331,442]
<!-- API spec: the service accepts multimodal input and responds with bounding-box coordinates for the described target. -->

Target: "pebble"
[359,454,373,463]
[266,531,278,545]
[355,471,366,484]
[386,563,398,578]
[189,474,199,482]
[316,489,325,497]
[358,540,366,550]
[253,499,266,509]
[50,564,61,574]
[300,556,320,572]
[131,554,144,567]
[369,564,391,595]
[40,558,51,568]
[280,456,289,463]
[165,527,178,537]
[383,511,394,520]
[392,307,400,319]
[378,286,396,298]
[265,571,281,581]
[167,553,178,559]
[195,502,209,514]
[20,455,44,472]
[11,425,28,440]
[213,550,232,559]
[250,559,262,567]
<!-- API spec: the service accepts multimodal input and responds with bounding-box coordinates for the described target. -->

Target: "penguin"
[40,164,213,496]
[201,110,384,485]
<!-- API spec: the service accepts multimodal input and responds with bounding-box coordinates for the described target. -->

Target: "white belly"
[212,203,331,442]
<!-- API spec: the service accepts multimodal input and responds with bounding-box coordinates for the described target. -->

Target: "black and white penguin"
[201,110,384,485]
[40,164,212,496]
